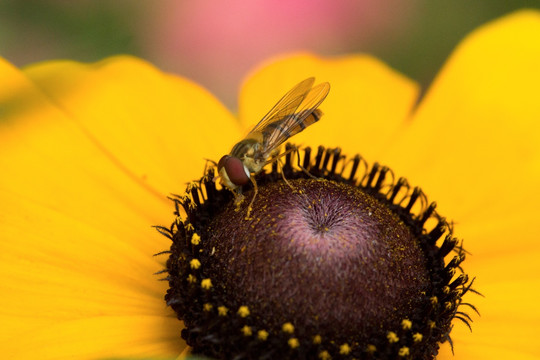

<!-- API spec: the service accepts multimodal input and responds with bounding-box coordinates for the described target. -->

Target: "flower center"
[161,145,477,360]
[205,178,429,343]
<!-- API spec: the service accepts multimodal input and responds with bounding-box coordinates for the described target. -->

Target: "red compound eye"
[218,155,250,186]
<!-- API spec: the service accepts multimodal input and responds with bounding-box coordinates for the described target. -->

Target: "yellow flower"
[1,9,539,360]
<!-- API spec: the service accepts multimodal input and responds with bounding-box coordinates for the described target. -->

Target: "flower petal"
[439,340,540,360]
[379,11,540,358]
[238,53,420,161]
[384,10,540,225]
[0,58,186,357]
[0,191,184,358]
[23,56,241,196]
[0,57,171,242]
[381,10,540,262]
[438,279,540,360]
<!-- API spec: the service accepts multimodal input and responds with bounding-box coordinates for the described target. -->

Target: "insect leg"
[276,156,295,191]
[261,146,297,190]
[245,176,258,220]
[262,146,296,166]
[294,146,318,180]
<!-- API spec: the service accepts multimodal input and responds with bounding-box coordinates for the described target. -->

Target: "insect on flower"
[217,77,330,217]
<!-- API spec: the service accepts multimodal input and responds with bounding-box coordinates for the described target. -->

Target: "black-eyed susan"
[1,10,539,360]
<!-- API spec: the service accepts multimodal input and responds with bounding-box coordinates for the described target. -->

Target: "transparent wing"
[247,77,316,136]
[259,81,330,158]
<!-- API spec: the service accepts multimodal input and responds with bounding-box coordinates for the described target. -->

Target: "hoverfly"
[217,77,330,217]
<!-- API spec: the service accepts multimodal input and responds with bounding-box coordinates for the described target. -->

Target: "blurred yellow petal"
[441,278,540,360]
[239,53,419,161]
[24,56,241,196]
[0,189,182,358]
[379,10,540,359]
[385,10,540,225]
[439,341,540,360]
[0,56,170,243]
[0,57,193,358]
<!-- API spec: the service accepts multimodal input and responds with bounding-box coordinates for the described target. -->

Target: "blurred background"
[0,0,537,109]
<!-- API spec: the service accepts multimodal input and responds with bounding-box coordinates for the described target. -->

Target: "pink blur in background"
[140,0,416,106]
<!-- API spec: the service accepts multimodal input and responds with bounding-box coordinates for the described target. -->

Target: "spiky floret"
[158,144,478,360]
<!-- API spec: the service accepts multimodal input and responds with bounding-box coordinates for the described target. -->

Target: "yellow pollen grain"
[445,301,453,310]
[191,232,201,245]
[339,343,351,355]
[241,325,252,336]
[428,320,436,329]
[187,274,197,284]
[430,296,438,305]
[319,350,331,360]
[218,306,228,316]
[190,258,201,269]
[443,286,450,294]
[401,319,412,330]
[203,303,213,312]
[387,332,399,343]
[201,278,212,289]
[366,344,377,354]
[282,322,295,333]
[413,333,423,342]
[185,223,195,231]
[257,330,269,341]
[313,335,322,344]
[398,347,410,357]
[288,338,300,349]
[237,306,250,317]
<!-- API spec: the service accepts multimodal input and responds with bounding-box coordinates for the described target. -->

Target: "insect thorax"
[230,139,259,159]
[230,138,265,174]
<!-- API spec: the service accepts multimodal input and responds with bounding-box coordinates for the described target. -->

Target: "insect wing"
[247,77,316,136]
[259,81,330,158]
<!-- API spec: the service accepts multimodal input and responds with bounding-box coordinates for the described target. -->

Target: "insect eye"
[218,155,250,186]
[217,155,229,171]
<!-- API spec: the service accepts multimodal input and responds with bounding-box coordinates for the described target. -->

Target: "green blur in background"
[1,0,538,107]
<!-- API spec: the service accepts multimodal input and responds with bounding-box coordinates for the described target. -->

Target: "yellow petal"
[0,191,184,358]
[0,56,171,239]
[384,10,540,226]
[377,11,540,358]
[3,314,182,359]
[0,58,189,357]
[23,56,241,196]
[238,53,419,161]
[438,279,540,360]
[441,257,540,359]
[439,341,540,360]
[382,7,540,299]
